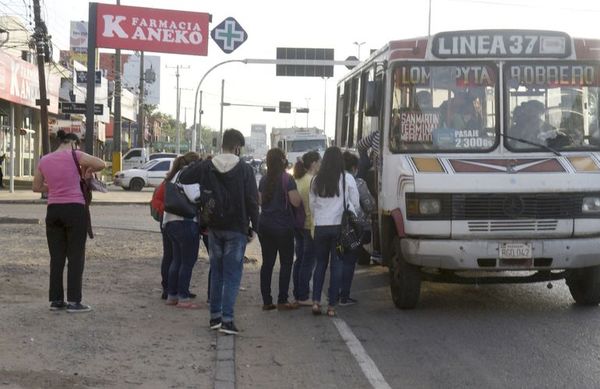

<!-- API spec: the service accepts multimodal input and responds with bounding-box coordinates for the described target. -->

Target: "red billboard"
[96,4,210,56]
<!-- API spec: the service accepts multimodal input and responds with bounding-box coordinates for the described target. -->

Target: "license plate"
[499,242,533,259]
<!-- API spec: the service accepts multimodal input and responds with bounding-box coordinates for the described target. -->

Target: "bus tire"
[389,237,421,309]
[566,266,600,306]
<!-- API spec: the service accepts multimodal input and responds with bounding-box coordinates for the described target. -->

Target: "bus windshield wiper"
[500,132,562,156]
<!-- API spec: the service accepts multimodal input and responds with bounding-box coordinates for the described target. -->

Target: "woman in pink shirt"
[33,130,105,313]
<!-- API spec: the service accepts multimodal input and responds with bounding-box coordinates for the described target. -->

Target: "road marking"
[332,317,392,389]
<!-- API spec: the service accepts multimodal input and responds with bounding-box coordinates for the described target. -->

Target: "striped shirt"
[356,131,380,166]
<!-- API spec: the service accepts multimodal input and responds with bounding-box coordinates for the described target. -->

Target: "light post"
[353,41,366,60]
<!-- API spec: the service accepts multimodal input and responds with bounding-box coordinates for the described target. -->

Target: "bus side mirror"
[365,80,381,117]
[277,140,283,149]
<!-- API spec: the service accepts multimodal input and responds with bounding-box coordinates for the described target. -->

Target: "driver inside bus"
[440,90,483,131]
[511,100,572,148]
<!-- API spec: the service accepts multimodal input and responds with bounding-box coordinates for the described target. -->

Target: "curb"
[0,217,40,224]
[214,334,235,389]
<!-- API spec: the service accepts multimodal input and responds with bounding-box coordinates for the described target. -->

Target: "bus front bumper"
[401,237,600,270]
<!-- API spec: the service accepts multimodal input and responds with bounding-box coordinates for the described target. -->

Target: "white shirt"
[309,172,360,227]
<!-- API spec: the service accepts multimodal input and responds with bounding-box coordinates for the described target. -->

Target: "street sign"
[296,108,309,113]
[263,107,276,112]
[76,70,102,85]
[211,17,248,54]
[276,47,334,77]
[60,102,104,115]
[279,101,291,113]
[345,56,359,70]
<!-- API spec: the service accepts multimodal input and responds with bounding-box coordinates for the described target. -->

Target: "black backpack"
[199,162,235,229]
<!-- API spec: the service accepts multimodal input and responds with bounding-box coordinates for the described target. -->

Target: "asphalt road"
[2,203,600,388]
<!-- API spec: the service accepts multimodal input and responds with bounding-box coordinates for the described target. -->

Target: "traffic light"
[296,108,309,113]
[279,101,291,113]
[263,107,276,112]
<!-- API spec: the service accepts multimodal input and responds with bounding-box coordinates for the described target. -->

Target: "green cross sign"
[211,17,248,54]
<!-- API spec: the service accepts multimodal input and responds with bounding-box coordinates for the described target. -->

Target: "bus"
[335,29,600,309]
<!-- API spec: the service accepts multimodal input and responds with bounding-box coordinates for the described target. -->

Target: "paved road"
[2,203,600,388]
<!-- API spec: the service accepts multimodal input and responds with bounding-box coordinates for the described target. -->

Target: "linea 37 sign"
[95,3,211,56]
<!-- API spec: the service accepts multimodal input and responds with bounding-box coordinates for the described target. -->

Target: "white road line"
[332,317,393,389]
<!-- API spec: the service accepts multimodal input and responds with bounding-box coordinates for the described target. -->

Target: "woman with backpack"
[258,148,303,311]
[309,146,360,317]
[292,151,321,306]
[162,152,201,308]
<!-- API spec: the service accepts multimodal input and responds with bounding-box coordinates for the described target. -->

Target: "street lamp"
[353,41,366,60]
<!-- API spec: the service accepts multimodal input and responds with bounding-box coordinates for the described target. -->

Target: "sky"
[5,0,600,141]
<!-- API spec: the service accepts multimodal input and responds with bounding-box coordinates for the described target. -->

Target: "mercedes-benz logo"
[503,196,524,217]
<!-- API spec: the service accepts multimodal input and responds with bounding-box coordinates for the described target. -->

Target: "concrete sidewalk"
[0,187,152,205]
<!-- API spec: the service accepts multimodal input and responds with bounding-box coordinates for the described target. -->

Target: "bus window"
[505,63,600,151]
[389,63,498,153]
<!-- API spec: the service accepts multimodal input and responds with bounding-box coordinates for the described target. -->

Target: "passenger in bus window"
[415,90,433,110]
[440,91,482,131]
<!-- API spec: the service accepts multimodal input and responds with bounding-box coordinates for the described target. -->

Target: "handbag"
[71,149,94,239]
[337,173,363,255]
[163,171,197,218]
[282,173,305,230]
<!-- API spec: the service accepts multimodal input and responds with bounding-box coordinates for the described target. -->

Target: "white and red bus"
[335,30,600,309]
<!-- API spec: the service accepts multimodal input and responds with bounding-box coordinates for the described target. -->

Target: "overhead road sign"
[345,56,359,70]
[60,102,104,115]
[276,47,334,77]
[279,101,291,113]
[211,17,248,54]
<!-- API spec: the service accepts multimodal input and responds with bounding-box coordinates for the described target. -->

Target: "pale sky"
[7,0,600,140]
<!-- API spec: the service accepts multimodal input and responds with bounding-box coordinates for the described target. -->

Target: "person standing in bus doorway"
[32,130,106,312]
[339,151,376,306]
[309,147,360,317]
[258,148,303,311]
[292,151,321,306]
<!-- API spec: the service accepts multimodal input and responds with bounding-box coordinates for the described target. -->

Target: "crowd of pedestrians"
[35,128,376,336]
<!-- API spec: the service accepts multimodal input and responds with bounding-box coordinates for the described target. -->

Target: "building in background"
[245,124,267,158]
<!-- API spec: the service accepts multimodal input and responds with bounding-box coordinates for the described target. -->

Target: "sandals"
[312,303,322,315]
[326,307,336,317]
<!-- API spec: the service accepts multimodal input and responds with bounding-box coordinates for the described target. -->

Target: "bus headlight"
[582,197,600,213]
[419,199,442,215]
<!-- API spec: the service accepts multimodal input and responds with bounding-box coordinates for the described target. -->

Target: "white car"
[114,158,174,191]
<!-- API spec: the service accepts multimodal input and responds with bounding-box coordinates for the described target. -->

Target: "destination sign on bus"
[432,30,571,59]
[396,65,496,87]
[399,110,440,143]
[507,64,600,86]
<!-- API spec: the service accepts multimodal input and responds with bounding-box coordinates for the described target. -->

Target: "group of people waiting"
[34,127,377,335]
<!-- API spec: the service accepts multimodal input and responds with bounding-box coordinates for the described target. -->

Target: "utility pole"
[32,0,50,155]
[219,79,225,149]
[112,0,122,173]
[137,51,145,148]
[166,65,189,154]
[196,90,203,152]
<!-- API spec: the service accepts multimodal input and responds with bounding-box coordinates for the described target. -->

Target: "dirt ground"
[0,222,222,389]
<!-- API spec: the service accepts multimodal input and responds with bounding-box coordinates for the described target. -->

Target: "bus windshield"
[390,63,498,153]
[505,63,600,151]
[288,139,327,152]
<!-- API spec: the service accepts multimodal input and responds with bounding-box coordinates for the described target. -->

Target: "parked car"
[113,158,174,191]
[121,148,179,170]
[149,152,178,160]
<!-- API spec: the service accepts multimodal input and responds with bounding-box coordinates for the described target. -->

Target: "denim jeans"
[312,225,342,306]
[259,226,294,305]
[340,248,358,300]
[160,224,173,294]
[209,229,247,322]
[293,228,316,301]
[165,220,200,300]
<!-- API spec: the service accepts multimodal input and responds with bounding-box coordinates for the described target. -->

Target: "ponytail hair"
[164,152,199,182]
[56,130,80,145]
[293,150,321,179]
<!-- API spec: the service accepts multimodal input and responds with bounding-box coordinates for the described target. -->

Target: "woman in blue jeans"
[162,152,201,309]
[309,147,360,317]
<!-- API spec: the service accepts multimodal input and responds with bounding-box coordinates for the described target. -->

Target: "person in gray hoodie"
[180,129,259,335]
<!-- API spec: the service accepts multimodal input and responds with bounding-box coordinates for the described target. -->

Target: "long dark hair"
[56,130,79,145]
[343,151,359,172]
[164,152,199,182]
[293,150,321,179]
[312,146,343,197]
[262,148,287,204]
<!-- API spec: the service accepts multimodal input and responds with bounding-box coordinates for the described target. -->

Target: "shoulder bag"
[337,173,363,255]
[164,171,197,218]
[71,149,94,239]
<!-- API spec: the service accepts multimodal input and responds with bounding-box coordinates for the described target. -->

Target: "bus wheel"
[566,266,600,306]
[389,237,421,309]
